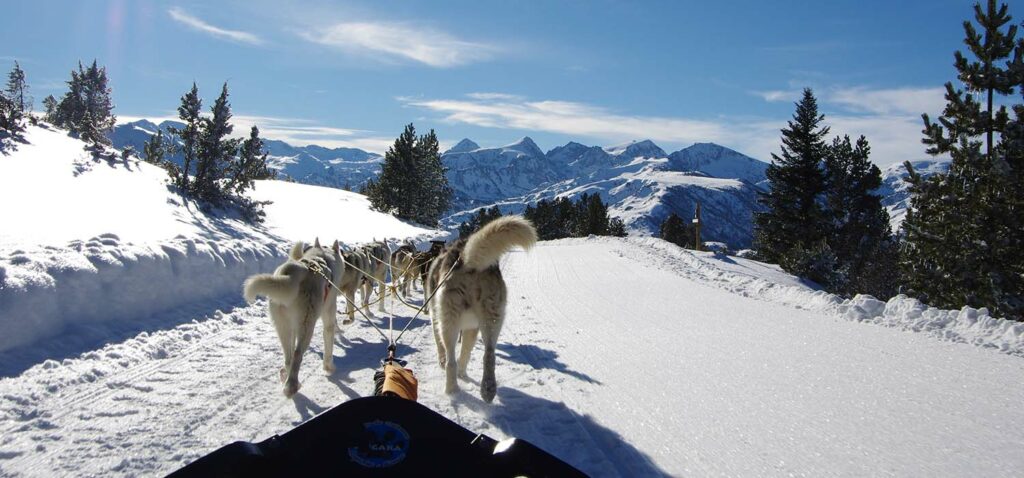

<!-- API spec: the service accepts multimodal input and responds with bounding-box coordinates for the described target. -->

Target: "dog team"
[242,216,537,403]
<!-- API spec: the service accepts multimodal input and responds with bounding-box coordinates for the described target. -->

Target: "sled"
[168,395,587,477]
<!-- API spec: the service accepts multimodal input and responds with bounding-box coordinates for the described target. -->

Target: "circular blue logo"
[348,420,410,468]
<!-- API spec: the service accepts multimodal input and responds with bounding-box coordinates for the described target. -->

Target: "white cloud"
[301,22,496,68]
[168,8,264,45]
[752,89,802,102]
[828,86,946,116]
[401,94,733,148]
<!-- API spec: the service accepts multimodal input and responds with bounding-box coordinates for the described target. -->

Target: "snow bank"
[0,234,284,352]
[840,294,1024,357]
[600,236,1024,358]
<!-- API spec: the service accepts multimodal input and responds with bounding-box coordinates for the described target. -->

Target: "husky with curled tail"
[243,239,344,398]
[425,216,537,402]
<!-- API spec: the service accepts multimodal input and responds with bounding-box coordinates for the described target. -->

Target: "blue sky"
[1,0,981,164]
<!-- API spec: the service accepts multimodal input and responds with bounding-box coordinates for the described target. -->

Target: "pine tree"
[5,61,30,114]
[824,135,896,298]
[367,124,453,226]
[54,61,115,146]
[229,125,273,195]
[754,88,830,265]
[143,130,170,166]
[193,82,238,203]
[170,83,202,193]
[79,60,115,146]
[0,92,24,140]
[660,213,691,248]
[42,95,58,124]
[902,0,1024,319]
[608,217,628,237]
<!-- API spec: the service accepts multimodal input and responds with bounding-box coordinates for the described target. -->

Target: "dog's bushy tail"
[243,272,301,304]
[462,215,537,271]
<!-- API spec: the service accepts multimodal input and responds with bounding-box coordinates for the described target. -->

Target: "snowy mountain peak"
[503,136,545,158]
[446,138,481,154]
[666,143,769,186]
[604,139,667,159]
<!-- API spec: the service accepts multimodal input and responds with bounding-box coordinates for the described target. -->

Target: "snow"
[0,125,440,357]
[2,125,1024,477]
[1,237,1023,476]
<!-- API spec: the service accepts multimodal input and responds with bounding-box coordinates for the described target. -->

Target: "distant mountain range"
[110,120,383,189]
[441,137,769,248]
[110,119,949,249]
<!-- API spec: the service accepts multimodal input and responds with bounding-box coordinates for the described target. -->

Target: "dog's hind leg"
[343,289,356,325]
[479,309,505,403]
[431,314,445,369]
[457,327,478,380]
[321,302,337,374]
[440,318,460,395]
[377,275,387,313]
[284,313,317,398]
[270,304,293,384]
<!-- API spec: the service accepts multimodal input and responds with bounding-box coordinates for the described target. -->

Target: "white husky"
[243,239,344,398]
[425,216,537,403]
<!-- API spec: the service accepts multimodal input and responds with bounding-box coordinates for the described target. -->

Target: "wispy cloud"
[301,22,496,68]
[752,89,802,102]
[167,8,264,46]
[828,86,945,116]
[401,94,733,147]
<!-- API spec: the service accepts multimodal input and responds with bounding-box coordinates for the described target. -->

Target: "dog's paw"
[283,380,300,398]
[323,362,336,374]
[341,317,354,325]
[444,382,460,395]
[458,370,470,380]
[481,380,496,403]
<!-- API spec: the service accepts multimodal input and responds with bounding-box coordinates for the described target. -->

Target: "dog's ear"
[314,237,321,248]
[332,240,340,255]
[290,242,304,260]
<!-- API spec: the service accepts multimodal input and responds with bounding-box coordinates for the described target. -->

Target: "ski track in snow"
[1,238,1024,476]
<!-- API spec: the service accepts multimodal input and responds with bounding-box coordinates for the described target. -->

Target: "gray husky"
[243,239,344,398]
[425,216,537,403]
[338,248,370,324]
[360,241,391,315]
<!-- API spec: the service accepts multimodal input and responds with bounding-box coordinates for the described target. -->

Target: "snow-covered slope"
[877,158,951,232]
[1,237,1022,476]
[110,119,383,191]
[0,125,439,357]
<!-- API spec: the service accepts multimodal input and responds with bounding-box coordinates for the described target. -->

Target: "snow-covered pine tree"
[660,212,691,248]
[5,61,30,115]
[824,135,896,298]
[169,83,202,194]
[754,88,830,265]
[902,0,1023,319]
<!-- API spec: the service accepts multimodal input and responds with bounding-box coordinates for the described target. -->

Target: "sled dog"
[391,241,417,296]
[426,216,537,402]
[338,248,371,324]
[243,239,344,397]
[360,241,391,315]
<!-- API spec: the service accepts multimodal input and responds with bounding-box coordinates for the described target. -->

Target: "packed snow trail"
[2,239,1024,476]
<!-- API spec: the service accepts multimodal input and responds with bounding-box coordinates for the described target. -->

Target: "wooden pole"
[693,202,702,251]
